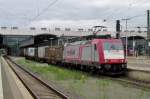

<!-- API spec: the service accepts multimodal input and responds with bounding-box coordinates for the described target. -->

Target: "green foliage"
[16,59,88,81]
[16,58,150,99]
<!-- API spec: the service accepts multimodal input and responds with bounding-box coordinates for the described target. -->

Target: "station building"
[0,27,97,56]
[0,26,149,56]
[120,31,149,56]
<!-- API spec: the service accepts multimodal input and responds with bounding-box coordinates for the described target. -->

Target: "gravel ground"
[58,78,150,99]
[127,57,150,71]
[127,57,150,64]
[13,57,150,99]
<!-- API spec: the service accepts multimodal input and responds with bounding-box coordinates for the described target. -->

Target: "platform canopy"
[20,33,58,48]
[34,33,57,45]
[127,36,145,40]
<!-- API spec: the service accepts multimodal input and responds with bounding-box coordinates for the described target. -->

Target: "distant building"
[2,26,148,56]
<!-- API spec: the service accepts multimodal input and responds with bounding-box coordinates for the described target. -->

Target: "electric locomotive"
[63,38,127,74]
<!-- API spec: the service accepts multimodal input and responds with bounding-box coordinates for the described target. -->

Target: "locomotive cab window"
[104,42,123,50]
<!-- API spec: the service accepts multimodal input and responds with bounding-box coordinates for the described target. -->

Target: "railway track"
[104,69,150,91]
[4,57,69,99]
[4,56,150,99]
[112,77,150,90]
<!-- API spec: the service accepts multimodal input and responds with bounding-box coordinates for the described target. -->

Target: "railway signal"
[116,20,121,39]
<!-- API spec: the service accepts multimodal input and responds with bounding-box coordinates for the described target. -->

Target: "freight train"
[24,38,127,75]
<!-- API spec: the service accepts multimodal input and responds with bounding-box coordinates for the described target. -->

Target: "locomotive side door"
[92,44,99,62]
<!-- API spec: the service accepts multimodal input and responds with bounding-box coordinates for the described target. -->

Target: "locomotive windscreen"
[104,42,123,50]
[103,42,124,59]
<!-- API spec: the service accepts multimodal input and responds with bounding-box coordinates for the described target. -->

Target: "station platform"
[0,57,33,99]
[0,59,4,99]
[127,56,150,71]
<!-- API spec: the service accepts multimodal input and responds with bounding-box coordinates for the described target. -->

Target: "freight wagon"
[25,47,35,60]
[45,46,63,64]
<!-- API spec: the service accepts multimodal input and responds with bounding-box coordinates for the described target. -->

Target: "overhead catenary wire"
[103,0,147,31]
[121,14,146,20]
[27,0,146,27]
[29,0,59,21]
[104,0,148,21]
[0,0,148,29]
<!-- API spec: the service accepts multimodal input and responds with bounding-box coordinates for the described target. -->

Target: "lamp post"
[133,36,135,56]
[16,39,19,56]
[122,18,131,59]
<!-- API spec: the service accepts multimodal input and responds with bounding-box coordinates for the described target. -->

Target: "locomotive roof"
[65,40,91,46]
[64,38,122,46]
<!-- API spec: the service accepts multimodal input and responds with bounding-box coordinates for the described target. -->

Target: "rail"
[4,57,69,99]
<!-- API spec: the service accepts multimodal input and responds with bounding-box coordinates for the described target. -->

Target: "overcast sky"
[0,0,150,31]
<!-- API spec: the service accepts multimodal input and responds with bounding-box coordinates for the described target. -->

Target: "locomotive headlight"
[105,59,109,63]
[122,64,127,68]
[120,59,124,63]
